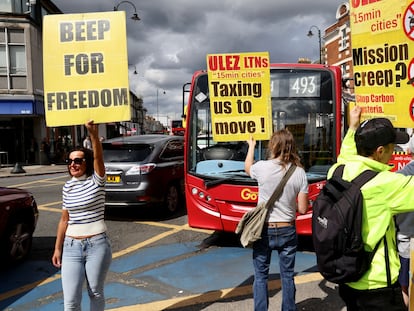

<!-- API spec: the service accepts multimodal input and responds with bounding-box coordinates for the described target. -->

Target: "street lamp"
[114,1,141,21]
[307,25,322,64]
[156,89,166,121]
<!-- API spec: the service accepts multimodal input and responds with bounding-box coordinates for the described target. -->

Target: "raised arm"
[245,136,256,176]
[85,120,105,177]
[349,105,361,131]
[336,105,361,163]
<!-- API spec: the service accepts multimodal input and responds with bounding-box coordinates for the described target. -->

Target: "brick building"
[324,2,354,98]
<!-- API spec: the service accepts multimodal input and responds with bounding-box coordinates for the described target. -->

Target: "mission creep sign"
[349,0,414,127]
[43,12,131,127]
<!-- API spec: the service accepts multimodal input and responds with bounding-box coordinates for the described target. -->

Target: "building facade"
[324,2,353,97]
[0,0,146,165]
[0,0,61,165]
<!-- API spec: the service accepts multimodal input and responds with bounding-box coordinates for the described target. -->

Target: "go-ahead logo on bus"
[241,188,258,201]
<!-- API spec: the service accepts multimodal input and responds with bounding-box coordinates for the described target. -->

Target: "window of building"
[0,0,30,14]
[0,28,27,90]
[0,2,12,12]
[341,63,347,77]
[339,26,347,51]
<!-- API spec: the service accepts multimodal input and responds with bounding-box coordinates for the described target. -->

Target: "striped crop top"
[63,172,107,237]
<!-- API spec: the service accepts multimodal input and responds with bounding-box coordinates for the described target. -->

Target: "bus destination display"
[271,73,321,98]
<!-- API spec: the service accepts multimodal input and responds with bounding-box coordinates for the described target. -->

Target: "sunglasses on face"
[66,157,86,165]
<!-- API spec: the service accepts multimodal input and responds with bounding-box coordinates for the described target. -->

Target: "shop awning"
[0,100,44,115]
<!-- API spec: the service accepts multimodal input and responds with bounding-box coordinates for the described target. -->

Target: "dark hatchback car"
[102,135,185,214]
[0,187,38,265]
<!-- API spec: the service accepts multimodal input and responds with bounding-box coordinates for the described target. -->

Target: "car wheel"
[6,221,33,263]
[164,183,180,214]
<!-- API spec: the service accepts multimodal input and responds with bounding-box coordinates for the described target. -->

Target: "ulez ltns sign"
[206,52,271,142]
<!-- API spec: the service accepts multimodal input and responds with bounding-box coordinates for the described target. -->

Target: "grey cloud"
[52,0,345,119]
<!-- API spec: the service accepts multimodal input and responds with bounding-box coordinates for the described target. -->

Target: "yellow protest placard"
[43,11,131,127]
[206,52,272,142]
[349,0,414,127]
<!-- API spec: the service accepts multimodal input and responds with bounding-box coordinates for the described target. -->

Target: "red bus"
[171,119,185,136]
[183,63,409,235]
[183,63,343,235]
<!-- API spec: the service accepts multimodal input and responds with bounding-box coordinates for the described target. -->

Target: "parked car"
[102,135,185,214]
[0,187,38,265]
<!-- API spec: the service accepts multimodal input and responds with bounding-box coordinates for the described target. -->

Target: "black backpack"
[312,165,380,284]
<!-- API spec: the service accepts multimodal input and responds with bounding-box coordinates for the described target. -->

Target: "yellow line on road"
[137,221,213,234]
[0,274,61,301]
[0,223,199,300]
[110,220,212,258]
[38,201,62,212]
[5,175,66,189]
[107,272,324,311]
[112,224,189,259]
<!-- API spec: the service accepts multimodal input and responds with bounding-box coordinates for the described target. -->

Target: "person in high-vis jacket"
[332,106,413,311]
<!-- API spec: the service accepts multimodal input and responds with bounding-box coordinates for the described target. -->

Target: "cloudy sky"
[52,0,346,122]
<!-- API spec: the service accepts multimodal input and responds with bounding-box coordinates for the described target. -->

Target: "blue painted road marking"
[0,243,318,310]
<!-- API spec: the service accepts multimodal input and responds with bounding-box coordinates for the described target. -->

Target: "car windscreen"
[103,143,153,162]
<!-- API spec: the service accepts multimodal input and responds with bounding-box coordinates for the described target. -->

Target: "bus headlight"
[191,187,214,206]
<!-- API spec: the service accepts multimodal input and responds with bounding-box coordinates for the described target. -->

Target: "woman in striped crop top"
[52,120,112,311]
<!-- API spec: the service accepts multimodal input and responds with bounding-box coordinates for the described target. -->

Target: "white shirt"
[250,160,308,222]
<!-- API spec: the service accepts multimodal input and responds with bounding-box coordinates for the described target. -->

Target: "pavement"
[0,163,347,310]
[0,163,68,178]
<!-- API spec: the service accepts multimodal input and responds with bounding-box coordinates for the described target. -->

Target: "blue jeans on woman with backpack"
[253,225,297,311]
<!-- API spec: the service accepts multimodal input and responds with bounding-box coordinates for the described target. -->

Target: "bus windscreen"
[187,67,336,178]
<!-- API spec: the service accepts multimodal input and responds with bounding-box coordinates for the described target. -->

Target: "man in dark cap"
[355,117,409,158]
[331,106,412,310]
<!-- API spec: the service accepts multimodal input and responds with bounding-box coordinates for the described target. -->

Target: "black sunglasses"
[66,157,85,165]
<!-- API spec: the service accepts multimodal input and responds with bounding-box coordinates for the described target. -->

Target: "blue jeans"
[61,233,112,311]
[252,225,297,311]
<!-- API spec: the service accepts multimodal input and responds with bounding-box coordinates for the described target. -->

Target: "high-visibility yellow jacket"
[328,128,414,290]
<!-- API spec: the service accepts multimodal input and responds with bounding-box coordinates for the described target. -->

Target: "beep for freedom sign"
[43,12,131,127]
[349,0,414,127]
[206,52,272,142]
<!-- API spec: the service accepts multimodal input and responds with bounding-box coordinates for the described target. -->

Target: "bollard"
[10,162,26,174]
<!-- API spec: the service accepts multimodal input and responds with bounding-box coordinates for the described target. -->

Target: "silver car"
[102,135,184,214]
